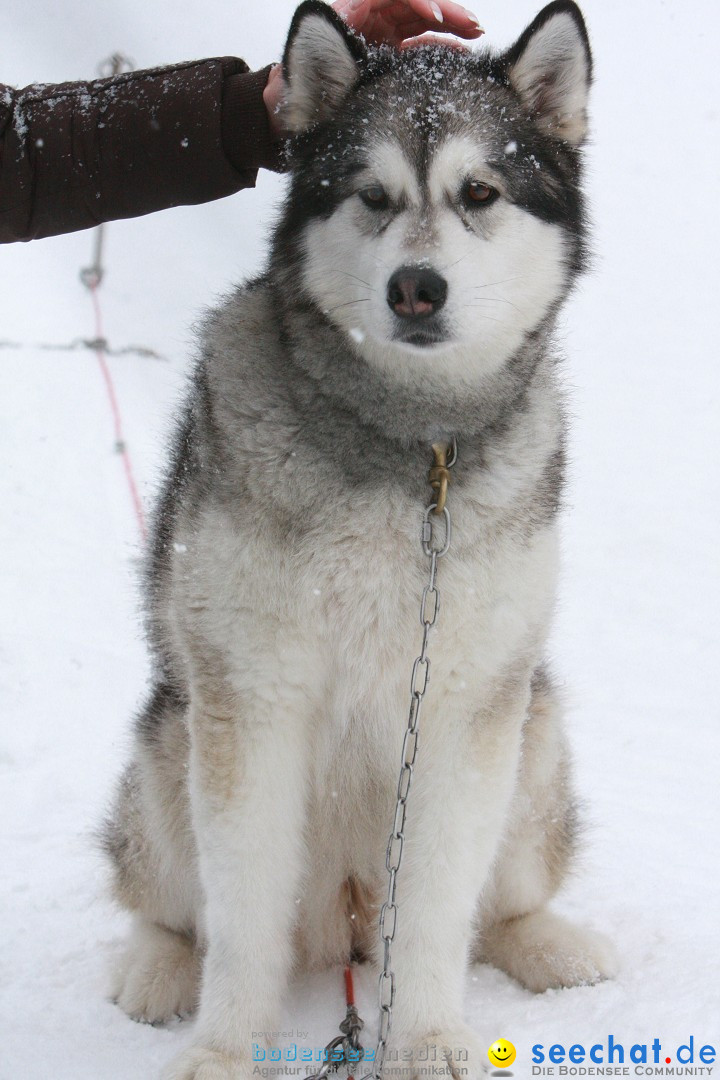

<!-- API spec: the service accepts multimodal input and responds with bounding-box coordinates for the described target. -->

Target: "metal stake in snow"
[79,223,105,291]
[79,51,147,545]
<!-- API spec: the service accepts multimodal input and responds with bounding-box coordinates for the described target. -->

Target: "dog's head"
[274,0,592,385]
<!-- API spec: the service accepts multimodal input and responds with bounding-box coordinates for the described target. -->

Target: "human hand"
[332,0,483,47]
[263,0,483,139]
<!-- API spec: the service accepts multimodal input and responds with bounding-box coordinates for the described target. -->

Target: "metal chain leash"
[306,439,457,1080]
[360,437,456,1080]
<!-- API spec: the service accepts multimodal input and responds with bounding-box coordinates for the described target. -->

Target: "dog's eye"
[463,181,498,207]
[359,185,389,210]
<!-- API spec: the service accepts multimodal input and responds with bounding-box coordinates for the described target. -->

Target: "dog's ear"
[504,1,592,146]
[282,0,366,132]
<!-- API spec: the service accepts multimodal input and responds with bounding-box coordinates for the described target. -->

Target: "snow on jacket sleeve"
[0,58,282,243]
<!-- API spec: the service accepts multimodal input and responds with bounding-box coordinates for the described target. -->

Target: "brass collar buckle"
[428,439,457,515]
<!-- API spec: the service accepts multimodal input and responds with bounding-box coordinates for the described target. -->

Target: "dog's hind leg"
[103,684,204,1022]
[474,667,617,991]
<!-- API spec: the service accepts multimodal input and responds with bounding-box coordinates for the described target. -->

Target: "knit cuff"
[222,65,285,176]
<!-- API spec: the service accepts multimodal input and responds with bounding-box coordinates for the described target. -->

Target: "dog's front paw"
[162,1047,251,1080]
[112,923,201,1025]
[385,1023,489,1080]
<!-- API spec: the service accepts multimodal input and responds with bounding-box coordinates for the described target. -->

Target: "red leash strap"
[344,965,356,1008]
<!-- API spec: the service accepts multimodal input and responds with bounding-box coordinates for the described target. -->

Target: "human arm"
[0,58,281,243]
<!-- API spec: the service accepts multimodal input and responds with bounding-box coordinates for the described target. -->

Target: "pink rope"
[88,282,147,544]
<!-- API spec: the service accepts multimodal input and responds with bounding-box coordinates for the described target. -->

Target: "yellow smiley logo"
[488,1040,516,1069]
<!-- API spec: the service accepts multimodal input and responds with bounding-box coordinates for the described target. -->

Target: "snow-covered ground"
[1,2,719,1077]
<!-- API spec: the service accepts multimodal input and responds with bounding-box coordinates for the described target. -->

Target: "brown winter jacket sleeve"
[0,58,283,243]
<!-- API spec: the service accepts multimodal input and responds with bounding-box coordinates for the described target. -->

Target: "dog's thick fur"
[103,4,616,1077]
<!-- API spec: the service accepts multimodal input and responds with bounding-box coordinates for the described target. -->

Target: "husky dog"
[103,2,616,1077]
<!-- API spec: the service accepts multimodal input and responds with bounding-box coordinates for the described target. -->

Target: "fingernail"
[430,1,444,23]
[464,8,483,28]
[348,0,365,9]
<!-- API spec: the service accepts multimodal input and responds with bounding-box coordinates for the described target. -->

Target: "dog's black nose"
[387,267,448,319]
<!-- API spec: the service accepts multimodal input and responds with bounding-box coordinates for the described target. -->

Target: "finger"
[382,10,470,39]
[388,15,484,45]
[400,33,472,49]
[374,2,450,33]
[436,0,483,30]
[404,0,483,35]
